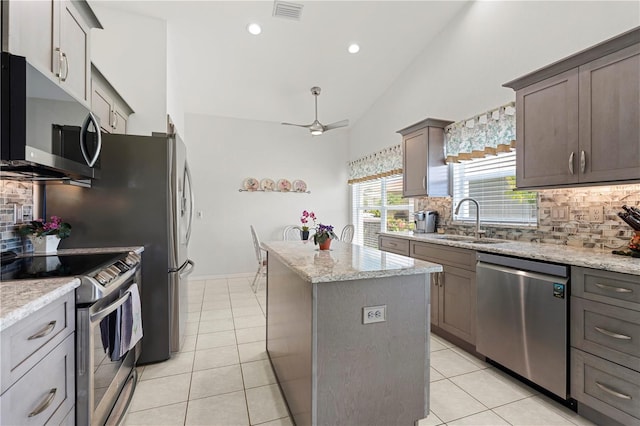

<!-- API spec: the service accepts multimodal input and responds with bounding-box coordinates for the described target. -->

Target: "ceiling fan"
[281,86,349,136]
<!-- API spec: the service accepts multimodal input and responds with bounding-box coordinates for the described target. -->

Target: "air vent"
[272,1,303,20]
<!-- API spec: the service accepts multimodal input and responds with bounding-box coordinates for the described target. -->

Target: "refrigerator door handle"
[184,162,194,244]
[179,259,195,278]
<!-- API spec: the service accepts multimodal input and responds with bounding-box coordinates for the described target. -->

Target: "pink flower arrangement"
[18,215,72,239]
[300,210,316,232]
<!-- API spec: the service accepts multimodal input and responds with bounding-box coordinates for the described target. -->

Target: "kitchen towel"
[117,283,143,359]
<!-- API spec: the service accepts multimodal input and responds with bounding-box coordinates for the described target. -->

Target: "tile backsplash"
[417,184,640,250]
[0,180,34,254]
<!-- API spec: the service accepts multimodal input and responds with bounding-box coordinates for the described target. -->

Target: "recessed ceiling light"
[348,43,360,54]
[247,23,262,35]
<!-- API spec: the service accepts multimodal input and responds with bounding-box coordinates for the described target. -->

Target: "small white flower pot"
[29,235,61,254]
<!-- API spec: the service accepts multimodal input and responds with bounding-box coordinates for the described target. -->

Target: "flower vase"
[29,235,61,253]
[301,230,310,240]
[629,231,640,252]
[319,239,332,251]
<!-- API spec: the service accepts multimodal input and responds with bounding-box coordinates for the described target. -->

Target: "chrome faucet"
[454,197,485,239]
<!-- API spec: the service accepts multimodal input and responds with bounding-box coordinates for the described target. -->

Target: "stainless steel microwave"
[1,53,101,181]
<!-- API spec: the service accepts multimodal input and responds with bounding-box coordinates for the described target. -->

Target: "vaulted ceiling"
[90,1,470,127]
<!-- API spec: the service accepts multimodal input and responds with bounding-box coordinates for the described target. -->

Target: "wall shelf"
[238,189,311,194]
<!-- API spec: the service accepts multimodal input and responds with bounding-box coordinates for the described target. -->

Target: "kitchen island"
[262,240,442,426]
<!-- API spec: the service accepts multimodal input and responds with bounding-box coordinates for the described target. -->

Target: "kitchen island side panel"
[266,254,313,426]
[315,274,430,426]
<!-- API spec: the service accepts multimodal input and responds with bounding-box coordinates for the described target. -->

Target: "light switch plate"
[551,206,569,221]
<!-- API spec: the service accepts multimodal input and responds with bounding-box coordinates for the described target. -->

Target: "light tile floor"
[124,276,595,426]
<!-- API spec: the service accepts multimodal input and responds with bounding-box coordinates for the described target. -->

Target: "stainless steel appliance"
[414,210,437,233]
[476,253,570,399]
[1,250,142,425]
[45,132,195,363]
[1,53,101,181]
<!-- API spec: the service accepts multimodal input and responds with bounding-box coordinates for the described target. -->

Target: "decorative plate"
[260,178,276,191]
[292,179,307,192]
[243,177,259,191]
[277,179,292,192]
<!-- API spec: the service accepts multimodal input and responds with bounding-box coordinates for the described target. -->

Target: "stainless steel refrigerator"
[45,132,194,364]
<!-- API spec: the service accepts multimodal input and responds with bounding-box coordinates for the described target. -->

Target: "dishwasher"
[476,253,570,400]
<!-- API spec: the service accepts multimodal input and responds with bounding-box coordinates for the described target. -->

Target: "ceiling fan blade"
[324,119,349,131]
[281,122,311,128]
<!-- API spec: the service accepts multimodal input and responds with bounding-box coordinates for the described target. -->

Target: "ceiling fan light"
[311,129,323,136]
[348,43,360,54]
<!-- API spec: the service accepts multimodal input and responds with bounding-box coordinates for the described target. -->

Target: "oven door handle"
[90,291,131,324]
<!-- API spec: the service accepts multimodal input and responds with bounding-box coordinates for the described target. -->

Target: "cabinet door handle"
[27,321,56,340]
[422,176,426,190]
[59,52,69,82]
[594,326,631,340]
[580,150,586,173]
[595,382,632,400]
[28,388,57,417]
[388,242,397,247]
[595,283,633,293]
[113,111,119,129]
[568,152,574,175]
[55,48,63,79]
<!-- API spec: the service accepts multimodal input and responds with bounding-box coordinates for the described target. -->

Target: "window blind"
[452,152,537,225]
[351,174,414,248]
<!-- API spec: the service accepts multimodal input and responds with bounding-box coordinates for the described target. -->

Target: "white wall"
[349,1,640,160]
[166,19,185,136]
[90,4,167,136]
[185,114,350,277]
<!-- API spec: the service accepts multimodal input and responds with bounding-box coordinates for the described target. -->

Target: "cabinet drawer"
[378,237,409,256]
[572,267,640,310]
[571,297,640,370]
[0,333,75,426]
[571,348,640,425]
[410,242,475,270]
[1,291,75,393]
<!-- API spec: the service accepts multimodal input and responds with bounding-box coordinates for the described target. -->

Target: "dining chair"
[340,224,355,243]
[282,225,303,240]
[250,225,267,293]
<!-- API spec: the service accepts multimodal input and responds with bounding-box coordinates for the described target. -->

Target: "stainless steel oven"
[1,250,142,425]
[75,251,142,425]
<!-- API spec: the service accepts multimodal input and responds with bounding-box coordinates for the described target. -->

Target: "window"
[452,152,537,225]
[351,174,414,248]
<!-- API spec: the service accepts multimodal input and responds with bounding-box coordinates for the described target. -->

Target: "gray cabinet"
[0,291,76,425]
[570,266,640,425]
[378,235,409,256]
[505,28,640,189]
[91,65,134,134]
[397,118,453,197]
[410,241,476,345]
[2,0,101,104]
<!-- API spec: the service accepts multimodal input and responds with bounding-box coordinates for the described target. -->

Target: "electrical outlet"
[589,206,604,223]
[362,305,386,324]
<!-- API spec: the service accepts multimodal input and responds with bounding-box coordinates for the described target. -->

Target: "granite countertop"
[379,232,640,276]
[262,240,442,283]
[0,246,145,332]
[0,277,79,332]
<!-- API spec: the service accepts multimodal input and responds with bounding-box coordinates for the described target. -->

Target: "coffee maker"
[414,211,438,233]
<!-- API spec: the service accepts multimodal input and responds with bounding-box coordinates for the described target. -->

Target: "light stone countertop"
[0,246,145,332]
[262,240,443,283]
[0,277,79,332]
[379,232,640,276]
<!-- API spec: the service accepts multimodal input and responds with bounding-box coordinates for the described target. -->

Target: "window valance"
[348,144,402,184]
[445,102,516,163]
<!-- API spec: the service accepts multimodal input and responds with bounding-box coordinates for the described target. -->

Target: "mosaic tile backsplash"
[1,180,34,254]
[417,184,640,251]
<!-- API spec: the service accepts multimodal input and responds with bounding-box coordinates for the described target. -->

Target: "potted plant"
[19,216,71,253]
[313,224,337,250]
[300,210,316,240]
